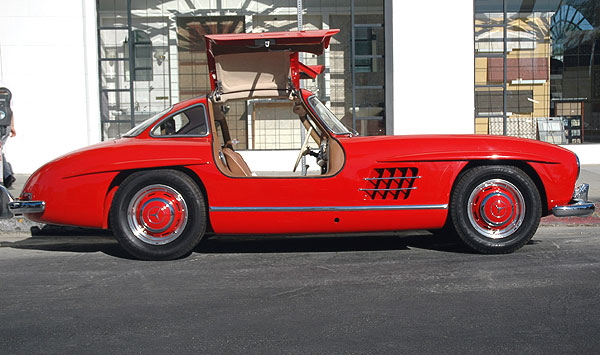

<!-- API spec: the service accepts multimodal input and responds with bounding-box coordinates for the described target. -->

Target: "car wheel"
[110,169,206,260]
[449,165,542,254]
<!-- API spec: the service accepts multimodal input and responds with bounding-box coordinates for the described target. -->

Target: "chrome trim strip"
[210,204,448,212]
[364,176,421,181]
[359,187,417,192]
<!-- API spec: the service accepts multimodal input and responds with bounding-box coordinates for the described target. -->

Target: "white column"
[392,0,474,135]
[83,0,101,144]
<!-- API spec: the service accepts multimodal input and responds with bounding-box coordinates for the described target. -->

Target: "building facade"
[475,0,600,149]
[0,0,596,175]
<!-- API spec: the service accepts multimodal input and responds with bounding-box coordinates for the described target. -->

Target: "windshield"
[307,96,353,135]
[123,107,172,137]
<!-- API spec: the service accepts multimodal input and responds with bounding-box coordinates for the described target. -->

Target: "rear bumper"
[0,185,45,218]
[552,183,595,217]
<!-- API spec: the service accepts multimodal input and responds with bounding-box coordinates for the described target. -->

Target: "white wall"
[561,145,599,166]
[392,1,474,135]
[0,0,99,174]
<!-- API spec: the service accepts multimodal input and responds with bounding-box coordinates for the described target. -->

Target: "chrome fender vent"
[360,167,420,200]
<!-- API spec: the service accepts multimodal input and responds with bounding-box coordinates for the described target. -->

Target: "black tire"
[449,165,542,254]
[110,169,207,260]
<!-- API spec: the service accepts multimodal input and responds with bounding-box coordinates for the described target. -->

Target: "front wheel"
[449,165,542,254]
[110,169,207,260]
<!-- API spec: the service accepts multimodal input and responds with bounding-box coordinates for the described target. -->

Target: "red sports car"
[1,30,594,260]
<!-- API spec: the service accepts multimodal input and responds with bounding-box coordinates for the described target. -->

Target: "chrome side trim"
[363,176,422,181]
[359,187,417,192]
[210,204,448,212]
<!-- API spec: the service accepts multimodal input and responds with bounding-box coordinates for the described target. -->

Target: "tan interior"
[214,52,291,102]
[208,102,233,176]
[323,138,344,176]
[221,147,252,177]
[209,98,345,178]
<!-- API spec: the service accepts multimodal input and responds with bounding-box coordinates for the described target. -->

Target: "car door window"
[152,105,208,137]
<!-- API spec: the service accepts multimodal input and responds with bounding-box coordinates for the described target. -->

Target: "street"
[1,226,600,354]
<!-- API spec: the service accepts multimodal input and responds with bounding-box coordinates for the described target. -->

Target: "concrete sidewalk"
[0,166,599,233]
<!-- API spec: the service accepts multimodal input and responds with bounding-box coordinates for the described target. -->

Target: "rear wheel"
[449,165,542,254]
[110,169,206,260]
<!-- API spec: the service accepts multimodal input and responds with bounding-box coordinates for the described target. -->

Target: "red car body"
[2,30,593,260]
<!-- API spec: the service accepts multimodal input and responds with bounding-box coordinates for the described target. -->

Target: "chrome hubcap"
[467,179,525,239]
[127,184,188,245]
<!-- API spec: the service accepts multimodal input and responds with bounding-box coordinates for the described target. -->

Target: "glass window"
[98,0,387,143]
[308,96,353,135]
[152,105,208,137]
[475,0,600,143]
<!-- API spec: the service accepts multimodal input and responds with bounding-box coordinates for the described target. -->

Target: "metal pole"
[351,0,357,132]
[297,0,303,30]
[502,0,508,136]
[297,0,308,176]
[127,0,135,132]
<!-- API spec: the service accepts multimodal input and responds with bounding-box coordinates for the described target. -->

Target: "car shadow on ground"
[3,226,473,259]
[2,226,134,259]
[195,231,471,254]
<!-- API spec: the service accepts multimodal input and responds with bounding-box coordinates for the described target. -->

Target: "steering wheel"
[293,126,314,173]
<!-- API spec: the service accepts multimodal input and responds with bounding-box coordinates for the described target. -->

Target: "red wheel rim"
[467,179,525,239]
[127,184,188,245]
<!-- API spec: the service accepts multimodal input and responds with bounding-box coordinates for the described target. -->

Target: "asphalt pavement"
[1,226,600,354]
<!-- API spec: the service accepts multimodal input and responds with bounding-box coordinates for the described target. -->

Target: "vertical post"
[502,0,508,136]
[297,0,303,30]
[384,0,393,135]
[127,0,135,131]
[351,0,357,132]
[0,141,3,185]
[297,0,308,176]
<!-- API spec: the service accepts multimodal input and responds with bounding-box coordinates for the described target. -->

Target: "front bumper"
[552,183,595,217]
[0,185,45,218]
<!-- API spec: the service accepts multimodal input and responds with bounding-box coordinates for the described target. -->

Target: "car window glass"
[307,96,352,135]
[152,105,208,136]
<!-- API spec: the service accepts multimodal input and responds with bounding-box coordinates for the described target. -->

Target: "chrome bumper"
[552,183,595,217]
[0,185,45,218]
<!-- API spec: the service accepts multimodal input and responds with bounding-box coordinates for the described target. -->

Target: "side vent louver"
[361,167,420,200]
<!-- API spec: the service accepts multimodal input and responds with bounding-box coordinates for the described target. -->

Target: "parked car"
[1,30,594,260]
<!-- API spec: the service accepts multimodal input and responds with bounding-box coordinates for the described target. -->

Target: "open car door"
[204,29,339,102]
[202,29,381,235]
